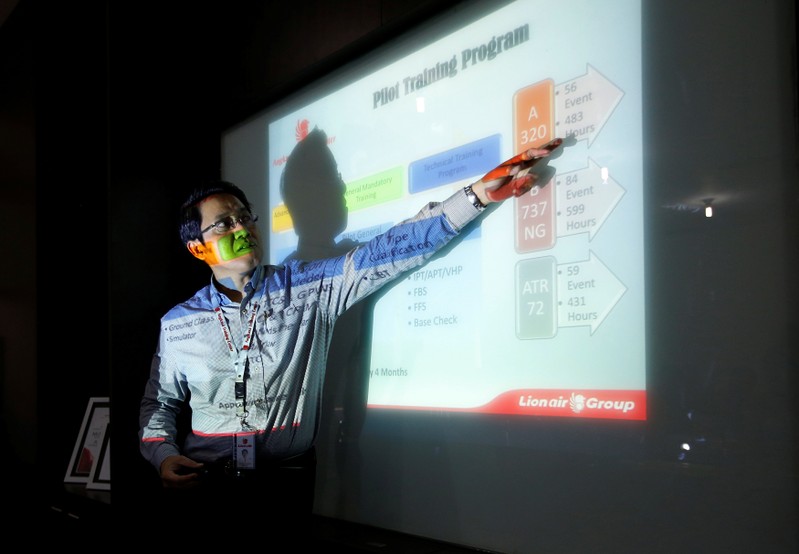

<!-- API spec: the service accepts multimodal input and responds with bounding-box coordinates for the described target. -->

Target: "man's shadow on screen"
[280,127,371,512]
[279,128,561,515]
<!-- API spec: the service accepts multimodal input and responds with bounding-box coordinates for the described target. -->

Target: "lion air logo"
[295,119,310,141]
[569,393,586,414]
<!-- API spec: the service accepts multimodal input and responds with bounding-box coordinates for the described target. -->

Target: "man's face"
[190,193,263,272]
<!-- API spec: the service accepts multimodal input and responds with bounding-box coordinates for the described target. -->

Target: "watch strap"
[463,184,486,211]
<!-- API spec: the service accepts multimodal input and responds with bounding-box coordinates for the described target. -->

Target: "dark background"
[0,0,797,551]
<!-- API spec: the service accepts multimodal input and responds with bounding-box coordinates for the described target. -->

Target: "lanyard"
[214,300,261,430]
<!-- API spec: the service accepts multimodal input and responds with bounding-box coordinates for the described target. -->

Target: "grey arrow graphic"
[557,252,627,334]
[556,158,626,240]
[555,64,624,147]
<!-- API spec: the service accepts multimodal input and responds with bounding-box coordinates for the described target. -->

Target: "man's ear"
[187,239,207,261]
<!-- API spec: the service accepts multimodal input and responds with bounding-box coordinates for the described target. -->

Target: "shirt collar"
[209,265,265,307]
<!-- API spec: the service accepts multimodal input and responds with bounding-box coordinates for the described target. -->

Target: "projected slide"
[265,0,644,420]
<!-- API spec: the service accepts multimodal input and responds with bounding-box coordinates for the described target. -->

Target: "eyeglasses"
[200,213,259,235]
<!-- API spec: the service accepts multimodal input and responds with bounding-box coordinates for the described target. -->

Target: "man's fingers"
[485,174,538,202]
[481,148,552,184]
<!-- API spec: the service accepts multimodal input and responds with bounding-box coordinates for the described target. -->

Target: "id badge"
[235,434,256,469]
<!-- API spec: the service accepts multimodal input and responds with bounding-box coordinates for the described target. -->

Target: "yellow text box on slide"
[271,203,293,233]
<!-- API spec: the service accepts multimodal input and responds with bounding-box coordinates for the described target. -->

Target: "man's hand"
[160,455,205,489]
[472,138,563,204]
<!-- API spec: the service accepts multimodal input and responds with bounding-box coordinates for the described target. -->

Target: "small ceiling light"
[703,198,714,218]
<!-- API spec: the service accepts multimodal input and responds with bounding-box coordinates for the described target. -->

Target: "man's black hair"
[179,180,253,244]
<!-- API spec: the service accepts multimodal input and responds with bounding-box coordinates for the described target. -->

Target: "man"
[138,138,558,529]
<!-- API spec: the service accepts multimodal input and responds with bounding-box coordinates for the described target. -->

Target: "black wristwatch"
[463,184,486,211]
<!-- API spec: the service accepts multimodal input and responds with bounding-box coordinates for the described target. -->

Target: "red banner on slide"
[482,389,646,420]
[369,389,646,420]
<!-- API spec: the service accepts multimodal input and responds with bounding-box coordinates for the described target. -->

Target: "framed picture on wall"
[85,421,111,491]
[64,397,110,484]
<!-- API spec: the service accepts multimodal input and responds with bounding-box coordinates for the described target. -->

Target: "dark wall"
[0,0,35,478]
